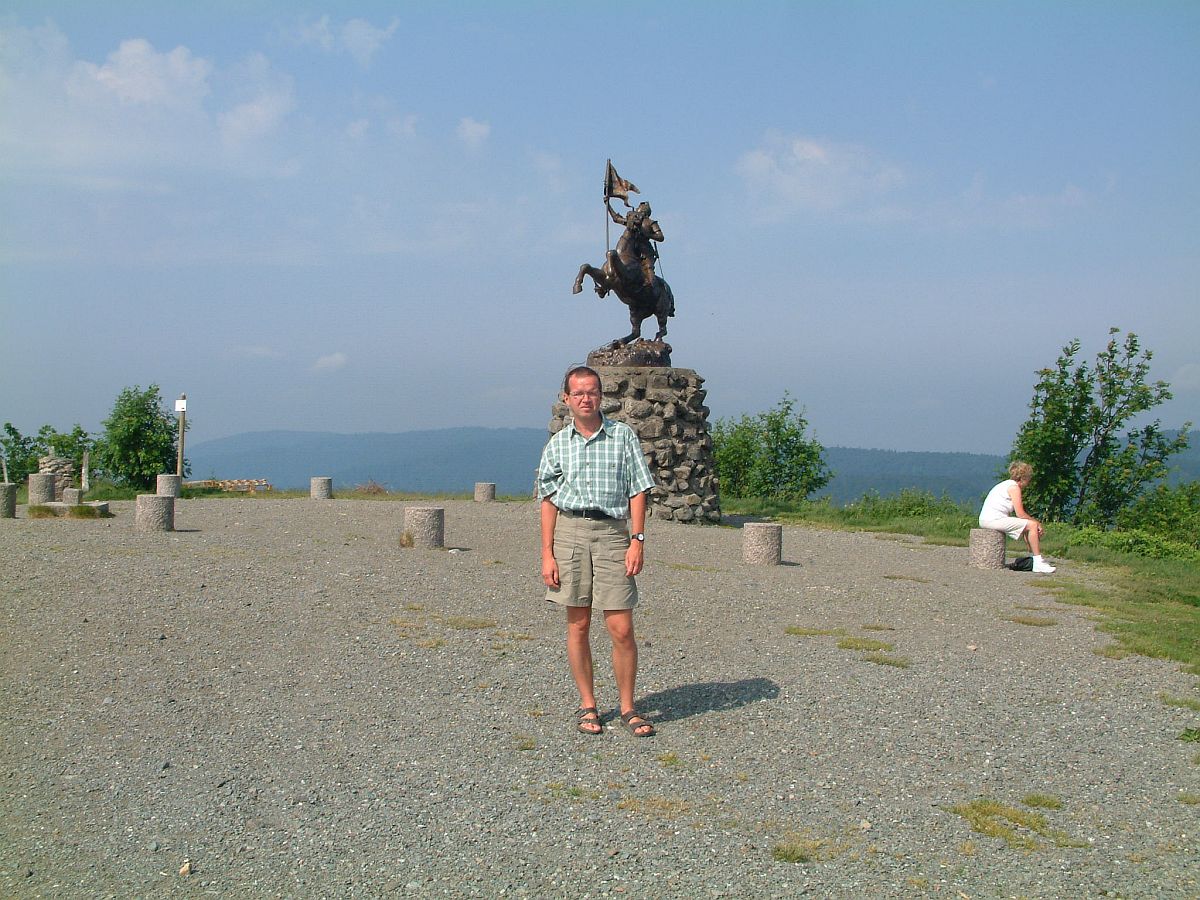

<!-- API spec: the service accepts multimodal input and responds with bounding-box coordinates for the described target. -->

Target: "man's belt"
[560,508,614,521]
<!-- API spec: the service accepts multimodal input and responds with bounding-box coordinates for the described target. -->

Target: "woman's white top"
[980,479,1017,520]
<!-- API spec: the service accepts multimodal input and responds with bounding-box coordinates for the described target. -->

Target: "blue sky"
[2,1,1197,453]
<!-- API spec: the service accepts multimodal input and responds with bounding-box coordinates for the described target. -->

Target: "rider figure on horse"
[607,201,661,294]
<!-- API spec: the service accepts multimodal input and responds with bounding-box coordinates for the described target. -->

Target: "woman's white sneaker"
[1032,559,1056,574]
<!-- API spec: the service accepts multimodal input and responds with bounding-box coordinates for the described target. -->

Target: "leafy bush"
[95,385,187,489]
[1067,525,1199,562]
[1116,481,1200,549]
[713,394,830,502]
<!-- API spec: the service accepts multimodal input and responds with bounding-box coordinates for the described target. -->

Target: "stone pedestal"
[311,477,333,500]
[403,506,445,548]
[62,488,82,505]
[474,482,496,502]
[969,528,1006,569]
[135,494,175,532]
[157,474,182,497]
[0,483,15,518]
[28,473,56,506]
[743,522,783,565]
[548,366,720,524]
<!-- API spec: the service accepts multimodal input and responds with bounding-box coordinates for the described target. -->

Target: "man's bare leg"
[566,606,601,733]
[604,609,652,735]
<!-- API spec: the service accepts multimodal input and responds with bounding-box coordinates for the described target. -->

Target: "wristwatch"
[632,532,645,543]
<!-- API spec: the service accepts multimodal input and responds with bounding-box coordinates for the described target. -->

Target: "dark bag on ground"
[1008,556,1034,571]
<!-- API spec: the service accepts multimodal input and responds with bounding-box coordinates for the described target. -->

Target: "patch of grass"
[861,623,896,631]
[883,574,932,584]
[786,626,846,637]
[404,603,425,612]
[1176,793,1200,805]
[354,480,389,495]
[1159,692,1200,712]
[665,562,724,573]
[415,638,445,649]
[515,736,537,752]
[26,505,56,518]
[771,828,850,864]
[1178,728,1200,743]
[657,752,683,768]
[837,637,893,652]
[616,795,692,818]
[398,531,414,548]
[1023,794,1063,810]
[443,616,497,630]
[947,797,1084,850]
[862,652,910,668]
[66,505,110,518]
[1004,615,1058,627]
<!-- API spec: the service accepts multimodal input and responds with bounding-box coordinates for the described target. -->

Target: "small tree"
[1010,329,1190,525]
[96,385,187,488]
[713,393,831,501]
[1,423,40,483]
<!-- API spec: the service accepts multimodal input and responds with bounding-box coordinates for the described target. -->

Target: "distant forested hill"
[188,427,1194,505]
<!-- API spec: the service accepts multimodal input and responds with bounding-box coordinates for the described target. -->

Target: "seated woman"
[979,461,1056,573]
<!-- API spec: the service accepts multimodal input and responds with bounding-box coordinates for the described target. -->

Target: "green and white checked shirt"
[537,415,656,519]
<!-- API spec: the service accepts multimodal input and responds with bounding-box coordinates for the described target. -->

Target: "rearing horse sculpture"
[573,201,675,345]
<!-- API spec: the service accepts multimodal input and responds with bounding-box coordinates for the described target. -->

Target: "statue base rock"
[587,339,672,368]
[549,366,720,524]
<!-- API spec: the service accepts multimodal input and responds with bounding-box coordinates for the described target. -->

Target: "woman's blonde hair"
[1008,461,1033,483]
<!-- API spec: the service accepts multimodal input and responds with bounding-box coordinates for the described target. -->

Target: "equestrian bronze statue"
[572,163,675,346]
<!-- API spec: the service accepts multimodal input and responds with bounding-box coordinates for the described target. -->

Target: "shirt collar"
[569,414,609,440]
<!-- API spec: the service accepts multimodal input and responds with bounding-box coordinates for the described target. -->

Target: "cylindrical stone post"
[473,482,496,502]
[969,528,1007,569]
[135,494,175,532]
[27,473,56,506]
[311,477,333,500]
[156,474,182,498]
[0,484,15,518]
[62,488,82,505]
[743,522,783,565]
[403,506,445,548]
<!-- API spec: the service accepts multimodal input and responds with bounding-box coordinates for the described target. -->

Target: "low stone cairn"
[743,522,783,565]
[38,455,74,501]
[135,494,175,532]
[968,528,1006,569]
[402,506,445,548]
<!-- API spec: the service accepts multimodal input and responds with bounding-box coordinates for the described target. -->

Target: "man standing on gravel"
[538,365,657,737]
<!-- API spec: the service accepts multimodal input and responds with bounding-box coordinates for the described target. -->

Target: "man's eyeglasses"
[568,391,601,399]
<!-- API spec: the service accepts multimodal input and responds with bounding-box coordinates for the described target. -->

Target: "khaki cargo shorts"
[546,512,638,611]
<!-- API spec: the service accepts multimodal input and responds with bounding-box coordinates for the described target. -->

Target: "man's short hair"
[562,365,601,395]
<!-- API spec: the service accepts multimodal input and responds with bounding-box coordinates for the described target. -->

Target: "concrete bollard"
[311,477,333,500]
[157,474,182,498]
[0,483,15,518]
[743,522,783,565]
[27,473,56,506]
[474,482,496,502]
[135,494,175,532]
[969,528,1007,569]
[62,488,82,505]
[403,506,445,548]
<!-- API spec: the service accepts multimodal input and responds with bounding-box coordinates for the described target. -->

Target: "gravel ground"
[1,498,1197,899]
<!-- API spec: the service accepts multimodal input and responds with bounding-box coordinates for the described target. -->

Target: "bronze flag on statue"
[604,160,639,207]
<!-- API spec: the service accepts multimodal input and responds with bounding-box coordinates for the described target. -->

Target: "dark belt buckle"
[583,509,609,520]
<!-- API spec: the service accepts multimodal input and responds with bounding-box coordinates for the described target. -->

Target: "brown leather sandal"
[576,706,603,735]
[620,709,656,737]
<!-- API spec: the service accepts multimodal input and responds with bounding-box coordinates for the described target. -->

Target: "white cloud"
[457,117,490,149]
[217,54,294,149]
[736,132,905,219]
[68,38,211,107]
[287,15,398,67]
[341,18,399,68]
[313,352,347,372]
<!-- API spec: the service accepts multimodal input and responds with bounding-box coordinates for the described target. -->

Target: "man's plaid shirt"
[537,415,655,520]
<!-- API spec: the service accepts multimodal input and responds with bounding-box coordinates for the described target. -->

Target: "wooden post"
[81,450,90,492]
[176,394,187,477]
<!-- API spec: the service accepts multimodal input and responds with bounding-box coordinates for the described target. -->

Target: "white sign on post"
[175,398,187,412]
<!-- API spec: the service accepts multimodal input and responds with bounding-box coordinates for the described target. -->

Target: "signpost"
[175,394,187,478]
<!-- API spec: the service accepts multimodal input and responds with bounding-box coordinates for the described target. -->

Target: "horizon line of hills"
[188,428,1198,506]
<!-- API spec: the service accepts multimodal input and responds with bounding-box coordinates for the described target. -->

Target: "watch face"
[633,532,645,542]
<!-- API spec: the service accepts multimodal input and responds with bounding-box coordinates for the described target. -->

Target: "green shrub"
[1117,481,1200,549]
[1068,525,1199,562]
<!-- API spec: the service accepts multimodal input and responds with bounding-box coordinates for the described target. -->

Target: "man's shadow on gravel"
[634,677,779,725]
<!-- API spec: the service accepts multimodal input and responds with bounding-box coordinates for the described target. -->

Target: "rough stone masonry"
[549,366,721,523]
